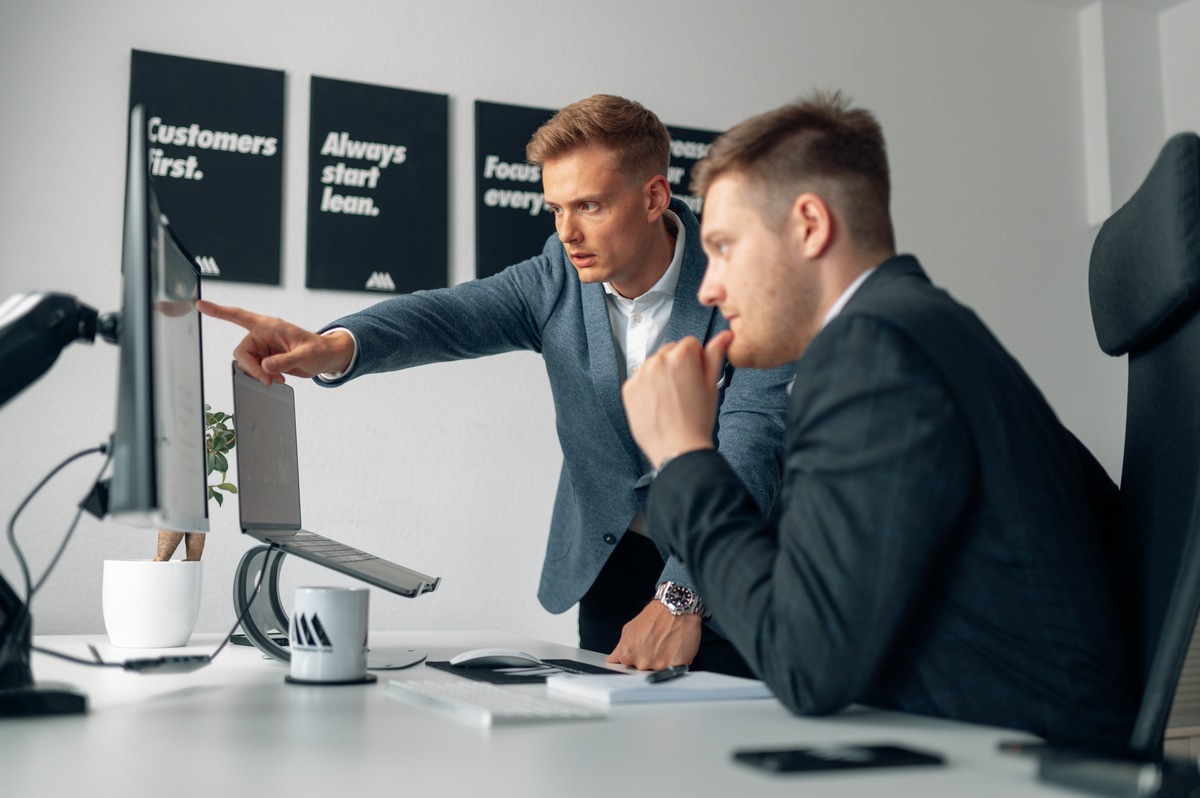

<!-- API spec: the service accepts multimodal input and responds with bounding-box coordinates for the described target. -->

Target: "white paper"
[545,671,773,705]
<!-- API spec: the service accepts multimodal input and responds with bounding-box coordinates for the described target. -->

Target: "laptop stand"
[232,545,428,670]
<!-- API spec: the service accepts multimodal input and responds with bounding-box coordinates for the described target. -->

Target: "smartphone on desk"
[733,743,945,773]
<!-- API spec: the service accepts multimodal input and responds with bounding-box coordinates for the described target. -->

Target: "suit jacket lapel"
[582,281,634,453]
[664,244,714,343]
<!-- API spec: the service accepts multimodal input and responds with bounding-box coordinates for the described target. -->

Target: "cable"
[30,645,124,669]
[1,443,109,669]
[32,449,112,596]
[208,543,276,661]
[5,444,108,602]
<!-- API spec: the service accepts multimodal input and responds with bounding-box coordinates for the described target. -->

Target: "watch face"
[663,584,697,613]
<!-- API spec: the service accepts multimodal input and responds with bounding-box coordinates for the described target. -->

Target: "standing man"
[622,91,1136,749]
[201,94,793,676]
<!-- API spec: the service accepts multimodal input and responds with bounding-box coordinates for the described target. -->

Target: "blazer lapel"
[663,247,715,343]
[582,281,636,453]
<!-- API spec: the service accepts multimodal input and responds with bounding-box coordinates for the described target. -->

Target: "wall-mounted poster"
[666,124,720,220]
[473,100,557,280]
[129,50,284,285]
[307,76,448,294]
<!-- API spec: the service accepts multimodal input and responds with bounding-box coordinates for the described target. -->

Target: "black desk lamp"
[0,291,118,715]
[0,291,119,408]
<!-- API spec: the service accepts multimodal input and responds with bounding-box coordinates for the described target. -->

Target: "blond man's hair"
[527,94,670,180]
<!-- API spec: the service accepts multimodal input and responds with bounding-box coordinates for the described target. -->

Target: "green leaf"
[217,483,237,493]
[206,453,218,476]
[213,452,228,473]
[213,492,224,507]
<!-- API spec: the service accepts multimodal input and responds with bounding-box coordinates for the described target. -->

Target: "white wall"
[1162,0,1200,135]
[0,0,1191,645]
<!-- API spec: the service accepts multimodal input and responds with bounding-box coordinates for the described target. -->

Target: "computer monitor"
[106,104,209,533]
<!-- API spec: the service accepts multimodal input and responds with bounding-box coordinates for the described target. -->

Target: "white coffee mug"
[288,586,371,684]
[102,559,203,648]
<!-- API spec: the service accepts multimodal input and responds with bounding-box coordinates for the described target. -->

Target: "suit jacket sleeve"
[314,245,567,380]
[655,359,794,590]
[647,314,973,714]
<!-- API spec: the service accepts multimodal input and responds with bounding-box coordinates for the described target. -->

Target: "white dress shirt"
[602,211,685,382]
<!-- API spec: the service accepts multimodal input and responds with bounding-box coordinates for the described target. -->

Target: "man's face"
[698,173,817,368]
[542,145,659,295]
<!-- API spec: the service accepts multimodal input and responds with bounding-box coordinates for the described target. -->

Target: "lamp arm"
[0,292,117,408]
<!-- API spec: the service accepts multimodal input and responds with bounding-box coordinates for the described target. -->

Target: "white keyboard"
[387,679,607,728]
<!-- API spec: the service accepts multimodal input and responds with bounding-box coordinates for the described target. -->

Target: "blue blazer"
[320,199,794,614]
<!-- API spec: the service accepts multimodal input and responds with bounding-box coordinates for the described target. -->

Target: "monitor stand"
[232,546,427,670]
[1,575,86,717]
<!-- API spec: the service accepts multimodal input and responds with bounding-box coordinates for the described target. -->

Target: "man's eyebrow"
[545,193,604,207]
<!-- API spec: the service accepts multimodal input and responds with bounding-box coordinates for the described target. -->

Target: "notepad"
[545,671,773,705]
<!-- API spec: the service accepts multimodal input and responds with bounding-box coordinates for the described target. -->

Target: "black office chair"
[1089,130,1200,759]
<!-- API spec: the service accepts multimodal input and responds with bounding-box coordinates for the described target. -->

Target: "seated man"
[621,90,1136,751]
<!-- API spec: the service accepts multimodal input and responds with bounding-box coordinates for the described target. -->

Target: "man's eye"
[580,202,598,212]
[716,242,730,256]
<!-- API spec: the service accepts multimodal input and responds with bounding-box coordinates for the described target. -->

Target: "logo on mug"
[291,611,334,651]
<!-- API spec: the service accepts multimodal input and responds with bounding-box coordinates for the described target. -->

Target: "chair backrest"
[1089,131,1200,758]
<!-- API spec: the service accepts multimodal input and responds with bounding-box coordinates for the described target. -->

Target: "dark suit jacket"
[317,199,794,615]
[648,255,1136,751]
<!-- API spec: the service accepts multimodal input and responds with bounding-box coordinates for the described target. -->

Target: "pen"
[646,665,689,684]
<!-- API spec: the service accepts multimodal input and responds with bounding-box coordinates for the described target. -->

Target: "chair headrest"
[1089,132,1200,356]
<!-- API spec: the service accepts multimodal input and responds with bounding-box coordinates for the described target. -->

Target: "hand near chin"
[622,331,732,468]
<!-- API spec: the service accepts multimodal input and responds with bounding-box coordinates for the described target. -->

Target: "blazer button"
[602,533,617,545]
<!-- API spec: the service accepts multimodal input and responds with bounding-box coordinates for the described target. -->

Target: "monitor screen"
[107,104,209,533]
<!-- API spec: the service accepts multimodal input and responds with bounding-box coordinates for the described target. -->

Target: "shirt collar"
[603,210,684,302]
[820,265,878,330]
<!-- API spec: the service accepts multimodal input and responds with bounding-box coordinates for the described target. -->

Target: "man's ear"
[645,174,672,222]
[789,192,833,260]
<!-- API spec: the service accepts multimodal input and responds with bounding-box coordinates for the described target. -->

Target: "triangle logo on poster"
[365,271,396,291]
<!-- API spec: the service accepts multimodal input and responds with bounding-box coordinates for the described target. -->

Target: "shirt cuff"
[317,327,359,382]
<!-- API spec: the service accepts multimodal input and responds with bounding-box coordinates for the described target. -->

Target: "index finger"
[197,300,268,332]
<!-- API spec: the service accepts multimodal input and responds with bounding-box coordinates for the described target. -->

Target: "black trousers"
[577,532,755,678]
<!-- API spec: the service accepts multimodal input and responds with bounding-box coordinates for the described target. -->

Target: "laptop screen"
[231,363,303,531]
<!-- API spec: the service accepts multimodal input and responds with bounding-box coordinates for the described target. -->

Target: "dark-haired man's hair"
[692,90,894,252]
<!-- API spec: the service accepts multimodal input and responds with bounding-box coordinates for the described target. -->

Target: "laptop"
[230,361,440,598]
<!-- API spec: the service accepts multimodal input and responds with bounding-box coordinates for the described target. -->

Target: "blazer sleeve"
[315,245,568,382]
[647,314,973,714]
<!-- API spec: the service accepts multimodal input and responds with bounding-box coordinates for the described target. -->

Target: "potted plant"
[154,404,237,561]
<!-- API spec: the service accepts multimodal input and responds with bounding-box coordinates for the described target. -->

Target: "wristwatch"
[654,581,710,619]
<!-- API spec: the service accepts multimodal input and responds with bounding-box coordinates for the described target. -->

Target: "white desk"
[3,631,1068,797]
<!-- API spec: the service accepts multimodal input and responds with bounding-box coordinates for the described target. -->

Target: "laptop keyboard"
[387,680,607,727]
[287,533,378,564]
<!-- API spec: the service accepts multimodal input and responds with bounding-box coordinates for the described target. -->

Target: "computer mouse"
[448,648,545,668]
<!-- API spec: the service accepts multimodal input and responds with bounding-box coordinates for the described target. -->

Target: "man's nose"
[557,211,580,244]
[698,269,723,307]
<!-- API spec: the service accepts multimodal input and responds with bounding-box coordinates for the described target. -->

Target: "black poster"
[129,50,285,285]
[666,124,720,220]
[307,76,448,294]
[473,100,557,280]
